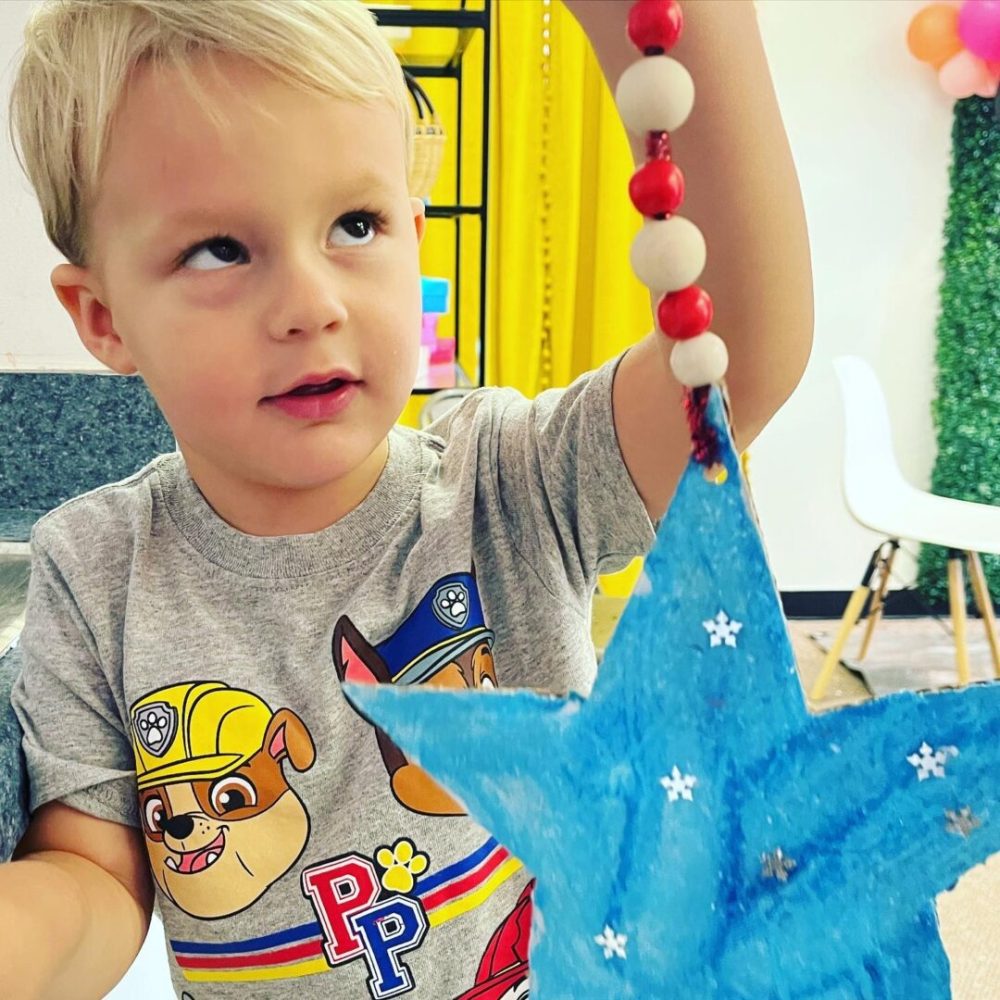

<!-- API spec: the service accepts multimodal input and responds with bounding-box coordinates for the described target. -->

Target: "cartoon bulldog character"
[130,681,316,919]
[333,572,498,817]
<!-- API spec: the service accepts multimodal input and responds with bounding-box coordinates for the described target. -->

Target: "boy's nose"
[270,254,350,341]
[162,814,196,839]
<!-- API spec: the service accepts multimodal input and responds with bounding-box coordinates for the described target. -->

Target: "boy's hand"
[562,0,814,520]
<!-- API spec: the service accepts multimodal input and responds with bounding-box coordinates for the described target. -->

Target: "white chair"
[810,355,1000,700]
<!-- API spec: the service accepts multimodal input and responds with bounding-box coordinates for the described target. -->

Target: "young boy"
[2,1,812,997]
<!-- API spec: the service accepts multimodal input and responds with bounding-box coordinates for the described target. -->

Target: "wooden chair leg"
[947,550,971,686]
[810,544,885,702]
[857,540,900,662]
[966,550,1000,679]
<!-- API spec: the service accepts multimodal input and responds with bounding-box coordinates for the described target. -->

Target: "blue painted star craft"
[345,388,1000,999]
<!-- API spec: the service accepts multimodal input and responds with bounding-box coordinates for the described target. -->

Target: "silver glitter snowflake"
[945,806,981,838]
[761,848,797,882]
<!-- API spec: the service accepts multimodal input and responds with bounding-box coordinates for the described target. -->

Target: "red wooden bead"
[656,285,714,340]
[628,159,685,217]
[627,0,684,56]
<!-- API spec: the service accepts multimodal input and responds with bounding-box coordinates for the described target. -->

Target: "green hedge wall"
[916,96,999,609]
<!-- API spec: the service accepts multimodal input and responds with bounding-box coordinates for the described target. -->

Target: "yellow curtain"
[487,0,652,394]
[487,0,648,595]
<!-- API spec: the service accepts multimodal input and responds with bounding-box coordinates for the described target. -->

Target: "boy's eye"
[178,210,386,271]
[330,212,381,247]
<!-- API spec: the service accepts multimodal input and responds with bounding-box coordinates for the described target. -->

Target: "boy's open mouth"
[263,368,361,402]
[279,377,348,397]
[165,829,226,874]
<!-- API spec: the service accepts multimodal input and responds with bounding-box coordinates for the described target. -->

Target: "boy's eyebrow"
[149,173,398,237]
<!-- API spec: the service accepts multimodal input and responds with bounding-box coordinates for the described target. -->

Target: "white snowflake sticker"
[906,741,959,780]
[660,765,697,802]
[594,925,628,960]
[703,610,743,648]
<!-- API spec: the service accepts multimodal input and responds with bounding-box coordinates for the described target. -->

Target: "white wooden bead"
[614,56,694,135]
[669,332,729,387]
[630,217,706,294]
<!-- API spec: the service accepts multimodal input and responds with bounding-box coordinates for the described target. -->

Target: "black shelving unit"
[370,2,491,393]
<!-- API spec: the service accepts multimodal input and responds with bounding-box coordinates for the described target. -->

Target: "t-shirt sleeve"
[9,525,139,828]
[431,351,657,600]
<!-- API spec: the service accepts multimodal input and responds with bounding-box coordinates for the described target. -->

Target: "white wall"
[751,0,955,591]
[0,0,958,592]
[0,2,90,370]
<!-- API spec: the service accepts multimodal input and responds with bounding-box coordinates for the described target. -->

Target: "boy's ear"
[409,196,426,246]
[49,263,139,376]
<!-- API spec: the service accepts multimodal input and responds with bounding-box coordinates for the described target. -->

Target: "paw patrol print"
[433,581,470,628]
[439,587,467,619]
[375,838,429,894]
[140,707,169,742]
[134,701,177,756]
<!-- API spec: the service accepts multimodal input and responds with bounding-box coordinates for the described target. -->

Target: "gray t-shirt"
[10,353,654,1000]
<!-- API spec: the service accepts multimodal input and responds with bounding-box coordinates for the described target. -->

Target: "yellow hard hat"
[130,682,273,791]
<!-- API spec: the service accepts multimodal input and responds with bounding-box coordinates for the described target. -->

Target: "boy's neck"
[178,436,391,537]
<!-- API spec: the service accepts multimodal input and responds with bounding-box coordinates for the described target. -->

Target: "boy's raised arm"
[563,0,814,521]
[1,801,154,1000]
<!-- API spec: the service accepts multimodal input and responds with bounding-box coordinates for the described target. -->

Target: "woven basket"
[405,70,446,201]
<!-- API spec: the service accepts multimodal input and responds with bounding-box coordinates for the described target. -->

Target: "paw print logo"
[375,838,429,894]
[133,701,178,758]
[433,582,470,629]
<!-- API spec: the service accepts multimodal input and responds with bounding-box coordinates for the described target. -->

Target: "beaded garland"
[617,0,728,465]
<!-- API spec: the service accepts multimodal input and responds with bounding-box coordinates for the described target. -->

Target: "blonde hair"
[7,0,413,269]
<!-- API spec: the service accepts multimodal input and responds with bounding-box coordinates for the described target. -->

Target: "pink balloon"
[938,48,996,96]
[974,68,1000,96]
[958,0,1000,61]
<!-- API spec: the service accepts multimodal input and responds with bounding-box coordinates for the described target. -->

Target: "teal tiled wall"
[0,373,175,541]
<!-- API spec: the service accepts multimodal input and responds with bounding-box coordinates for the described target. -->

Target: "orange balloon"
[907,3,964,69]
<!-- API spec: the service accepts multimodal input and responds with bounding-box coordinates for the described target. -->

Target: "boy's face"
[52,53,425,534]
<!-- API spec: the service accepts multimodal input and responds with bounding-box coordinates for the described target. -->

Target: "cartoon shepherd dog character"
[333,572,499,817]
[129,682,316,919]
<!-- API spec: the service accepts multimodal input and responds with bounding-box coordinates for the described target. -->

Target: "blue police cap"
[376,573,495,686]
